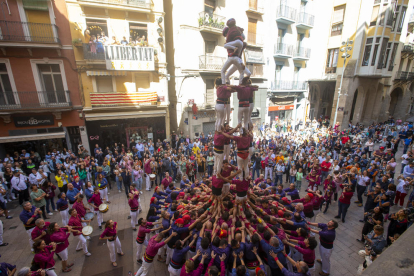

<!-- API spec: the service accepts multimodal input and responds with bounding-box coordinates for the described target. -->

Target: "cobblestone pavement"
[0,143,405,276]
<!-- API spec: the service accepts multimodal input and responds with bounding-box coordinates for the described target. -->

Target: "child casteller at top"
[221,18,250,85]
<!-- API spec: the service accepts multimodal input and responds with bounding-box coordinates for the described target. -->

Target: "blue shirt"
[56,198,69,211]
[260,238,286,269]
[180,179,189,189]
[66,188,80,203]
[153,191,167,200]
[19,205,40,228]
[229,242,246,267]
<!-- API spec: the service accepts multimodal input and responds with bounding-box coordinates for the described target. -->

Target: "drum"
[84,212,94,221]
[82,225,93,236]
[149,174,156,181]
[99,204,109,213]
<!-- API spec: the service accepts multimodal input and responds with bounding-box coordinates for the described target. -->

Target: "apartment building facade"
[66,0,169,151]
[165,0,267,137]
[0,0,84,157]
[307,0,414,128]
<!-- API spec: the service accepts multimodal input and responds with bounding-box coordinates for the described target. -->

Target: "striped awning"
[86,70,127,77]
[90,91,157,107]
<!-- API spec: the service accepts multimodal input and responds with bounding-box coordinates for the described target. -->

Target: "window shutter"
[333,5,345,23]
[370,6,380,26]
[23,0,48,11]
[248,18,257,44]
[206,80,215,106]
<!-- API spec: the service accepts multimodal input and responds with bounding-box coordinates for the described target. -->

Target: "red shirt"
[33,245,55,269]
[88,193,103,211]
[212,176,225,189]
[321,161,332,172]
[100,222,117,239]
[214,133,225,147]
[232,179,249,193]
[162,176,172,188]
[339,191,354,205]
[73,201,86,218]
[68,215,83,236]
[50,228,70,253]
[31,222,51,244]
[234,86,257,100]
[128,194,139,210]
[216,86,233,99]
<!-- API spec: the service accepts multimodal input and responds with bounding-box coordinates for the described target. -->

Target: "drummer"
[56,193,69,226]
[136,217,163,264]
[88,187,103,230]
[68,209,92,256]
[128,191,140,231]
[47,222,75,273]
[72,194,91,227]
[99,220,124,267]
[96,173,110,204]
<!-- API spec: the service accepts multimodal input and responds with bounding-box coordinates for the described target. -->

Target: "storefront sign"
[268,105,294,111]
[100,124,118,128]
[148,133,153,139]
[13,115,54,127]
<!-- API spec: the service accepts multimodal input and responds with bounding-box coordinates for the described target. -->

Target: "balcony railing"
[297,12,315,27]
[78,0,152,9]
[374,0,381,4]
[247,64,264,77]
[0,21,59,44]
[274,43,294,57]
[270,81,307,91]
[294,47,311,59]
[409,12,414,23]
[325,67,337,74]
[248,0,264,14]
[276,5,297,23]
[394,71,414,81]
[0,91,71,110]
[199,55,226,70]
[198,12,226,31]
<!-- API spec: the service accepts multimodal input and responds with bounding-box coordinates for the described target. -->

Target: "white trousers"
[60,209,69,226]
[221,56,244,85]
[26,227,35,250]
[222,183,230,196]
[225,103,231,124]
[226,63,251,83]
[319,245,333,274]
[0,220,3,245]
[57,248,68,261]
[136,240,148,261]
[168,265,181,276]
[135,258,153,276]
[238,106,250,129]
[75,234,88,253]
[265,167,273,180]
[146,175,151,190]
[249,147,254,162]
[248,103,254,128]
[223,145,230,162]
[214,152,224,175]
[165,245,174,265]
[45,270,58,276]
[94,210,103,227]
[215,103,226,131]
[99,187,109,202]
[130,210,138,228]
[237,156,249,178]
[107,237,122,263]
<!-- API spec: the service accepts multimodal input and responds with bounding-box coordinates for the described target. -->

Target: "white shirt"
[396,179,408,193]
[36,172,48,185]
[318,156,326,164]
[357,175,370,186]
[401,154,410,165]
[11,175,28,191]
[136,143,144,152]
[28,173,38,185]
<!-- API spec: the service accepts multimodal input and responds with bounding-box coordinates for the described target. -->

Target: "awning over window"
[86,71,127,77]
[0,132,66,143]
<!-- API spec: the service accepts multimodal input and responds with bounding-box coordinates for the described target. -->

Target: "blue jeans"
[252,168,261,180]
[337,201,350,221]
[46,197,55,213]
[289,176,296,184]
[173,168,177,180]
[296,180,302,190]
[404,144,410,154]
[115,176,122,191]
[134,178,142,190]
[401,163,407,174]
[207,165,214,177]
[275,175,283,186]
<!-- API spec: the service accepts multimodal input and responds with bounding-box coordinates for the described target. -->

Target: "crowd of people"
[0,115,413,275]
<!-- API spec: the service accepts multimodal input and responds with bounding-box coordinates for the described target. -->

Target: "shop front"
[268,105,294,121]
[84,110,167,151]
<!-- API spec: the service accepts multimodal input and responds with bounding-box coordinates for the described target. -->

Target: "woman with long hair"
[99,220,124,267]
[33,239,58,275]
[47,222,75,273]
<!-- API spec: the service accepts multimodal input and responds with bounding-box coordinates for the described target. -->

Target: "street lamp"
[333,38,353,127]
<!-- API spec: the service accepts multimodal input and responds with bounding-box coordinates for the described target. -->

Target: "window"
[205,41,216,55]
[0,63,14,106]
[294,66,301,82]
[37,64,66,103]
[204,0,215,13]
[392,5,400,31]
[205,79,215,106]
[377,37,389,69]
[96,77,113,93]
[129,23,148,45]
[379,4,387,26]
[397,6,406,32]
[331,23,343,36]
[278,28,285,44]
[383,42,392,68]
[275,64,283,85]
[86,19,108,38]
[406,59,412,72]
[371,37,381,66]
[388,43,398,71]
[333,5,346,24]
[248,18,257,45]
[249,0,258,11]
[326,48,339,70]
[370,5,380,26]
[22,0,48,11]
[362,38,373,66]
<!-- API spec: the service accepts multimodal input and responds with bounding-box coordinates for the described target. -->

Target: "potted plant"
[198,17,204,27]
[72,39,82,47]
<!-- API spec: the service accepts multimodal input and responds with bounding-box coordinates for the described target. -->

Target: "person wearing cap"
[152,186,168,201]
[373,146,386,159]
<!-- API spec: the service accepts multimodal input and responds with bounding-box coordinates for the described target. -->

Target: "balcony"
[401,43,414,59]
[274,43,294,58]
[0,21,60,48]
[247,32,264,47]
[82,44,155,70]
[293,47,311,60]
[198,12,226,35]
[199,55,226,71]
[90,91,157,107]
[246,0,264,15]
[270,81,308,91]
[296,12,315,29]
[408,12,414,33]
[394,71,414,82]
[247,64,264,78]
[276,5,297,25]
[77,0,152,12]
[0,91,71,111]
[325,67,337,74]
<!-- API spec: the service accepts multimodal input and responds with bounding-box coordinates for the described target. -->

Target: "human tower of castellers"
[12,18,339,276]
